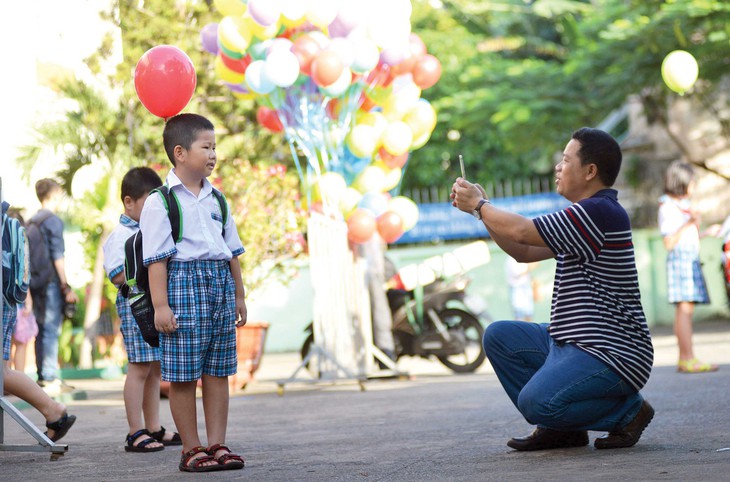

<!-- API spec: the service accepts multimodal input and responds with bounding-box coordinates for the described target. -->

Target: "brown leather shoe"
[594,400,655,449]
[507,427,589,451]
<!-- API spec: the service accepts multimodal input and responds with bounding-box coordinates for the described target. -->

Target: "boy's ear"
[122,195,135,210]
[173,144,185,163]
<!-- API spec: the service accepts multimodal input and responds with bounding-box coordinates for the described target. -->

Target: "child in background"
[658,160,718,373]
[102,167,182,452]
[141,114,247,472]
[505,257,537,322]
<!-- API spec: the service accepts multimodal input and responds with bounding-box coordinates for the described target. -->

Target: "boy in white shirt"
[140,113,247,472]
[103,167,182,452]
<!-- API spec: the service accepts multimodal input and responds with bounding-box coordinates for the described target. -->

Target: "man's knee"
[482,320,514,355]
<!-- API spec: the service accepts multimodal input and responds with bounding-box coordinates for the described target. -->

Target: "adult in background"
[450,127,654,451]
[29,179,78,395]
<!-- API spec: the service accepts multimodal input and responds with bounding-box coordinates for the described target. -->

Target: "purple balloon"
[200,23,219,55]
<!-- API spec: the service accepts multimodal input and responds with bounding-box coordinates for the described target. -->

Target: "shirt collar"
[120,214,138,228]
[166,169,213,198]
[592,188,618,201]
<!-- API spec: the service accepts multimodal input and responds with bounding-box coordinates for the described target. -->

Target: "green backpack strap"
[151,185,183,244]
[211,188,228,237]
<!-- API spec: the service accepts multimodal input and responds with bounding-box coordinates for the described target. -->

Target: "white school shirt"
[140,170,245,266]
[102,214,139,287]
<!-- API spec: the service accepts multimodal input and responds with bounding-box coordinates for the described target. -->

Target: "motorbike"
[301,272,488,374]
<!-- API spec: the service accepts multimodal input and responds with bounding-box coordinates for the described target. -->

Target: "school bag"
[26,210,56,292]
[1,201,30,305]
[122,185,229,347]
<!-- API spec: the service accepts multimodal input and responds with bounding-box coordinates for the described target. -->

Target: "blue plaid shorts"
[160,259,237,382]
[2,300,17,361]
[666,247,710,304]
[116,292,159,363]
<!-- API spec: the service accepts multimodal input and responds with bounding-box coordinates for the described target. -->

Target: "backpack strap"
[151,186,183,244]
[211,188,228,237]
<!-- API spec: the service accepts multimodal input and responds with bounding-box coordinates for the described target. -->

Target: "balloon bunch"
[201,0,440,244]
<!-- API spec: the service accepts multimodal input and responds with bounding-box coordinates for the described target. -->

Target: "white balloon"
[281,0,308,21]
[264,49,301,88]
[321,67,352,97]
[350,38,379,73]
[245,60,276,94]
[306,0,339,28]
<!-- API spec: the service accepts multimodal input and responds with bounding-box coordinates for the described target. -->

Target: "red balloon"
[134,45,197,119]
[220,52,251,74]
[347,208,376,244]
[256,106,284,133]
[390,35,427,77]
[291,34,321,75]
[412,54,442,90]
[311,50,344,87]
[379,147,409,169]
[377,211,404,243]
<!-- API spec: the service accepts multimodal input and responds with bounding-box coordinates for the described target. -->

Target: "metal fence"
[402,175,556,204]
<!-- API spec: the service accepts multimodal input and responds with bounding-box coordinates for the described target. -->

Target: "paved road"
[1,322,730,481]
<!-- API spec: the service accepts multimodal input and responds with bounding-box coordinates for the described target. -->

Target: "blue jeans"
[483,321,644,432]
[33,280,63,382]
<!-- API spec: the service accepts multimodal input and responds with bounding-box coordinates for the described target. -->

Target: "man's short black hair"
[571,127,622,187]
[162,113,215,165]
[121,167,163,202]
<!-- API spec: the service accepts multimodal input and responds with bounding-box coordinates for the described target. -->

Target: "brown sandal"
[207,443,245,470]
[179,446,221,472]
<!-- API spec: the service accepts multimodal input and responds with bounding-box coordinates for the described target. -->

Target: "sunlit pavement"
[2,320,730,481]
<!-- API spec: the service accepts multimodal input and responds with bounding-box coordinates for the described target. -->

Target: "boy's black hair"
[571,127,622,187]
[35,178,62,203]
[663,160,695,197]
[162,113,215,166]
[121,167,163,201]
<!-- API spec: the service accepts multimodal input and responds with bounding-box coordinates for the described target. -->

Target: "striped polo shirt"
[533,189,653,391]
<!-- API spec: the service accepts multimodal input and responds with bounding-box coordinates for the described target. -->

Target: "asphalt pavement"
[1,321,730,481]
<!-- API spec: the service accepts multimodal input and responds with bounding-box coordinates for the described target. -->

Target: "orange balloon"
[291,34,321,75]
[379,147,409,169]
[347,208,376,244]
[311,50,344,87]
[412,54,442,90]
[377,211,404,243]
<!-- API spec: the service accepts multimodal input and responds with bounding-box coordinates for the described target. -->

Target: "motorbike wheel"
[435,308,486,373]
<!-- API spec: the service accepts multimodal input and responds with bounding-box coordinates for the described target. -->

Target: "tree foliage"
[406,0,730,191]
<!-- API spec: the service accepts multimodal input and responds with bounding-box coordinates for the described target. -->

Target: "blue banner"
[393,192,570,244]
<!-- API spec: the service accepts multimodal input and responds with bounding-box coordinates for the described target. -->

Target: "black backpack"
[26,210,56,292]
[122,186,229,347]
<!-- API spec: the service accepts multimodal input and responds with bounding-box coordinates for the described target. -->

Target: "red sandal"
[179,446,221,472]
[207,443,245,470]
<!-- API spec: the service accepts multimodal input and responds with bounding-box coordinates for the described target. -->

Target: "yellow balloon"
[354,165,386,193]
[381,121,413,156]
[410,130,431,151]
[355,111,388,140]
[389,196,419,231]
[346,124,378,159]
[218,16,252,54]
[340,187,363,218]
[365,85,393,106]
[404,100,437,139]
[661,50,699,95]
[244,13,280,40]
[317,171,347,205]
[215,56,246,84]
[214,0,247,17]
[380,164,402,191]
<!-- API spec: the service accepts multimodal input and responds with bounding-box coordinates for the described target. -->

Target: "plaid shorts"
[160,259,237,382]
[2,300,17,361]
[667,247,710,304]
[116,292,159,363]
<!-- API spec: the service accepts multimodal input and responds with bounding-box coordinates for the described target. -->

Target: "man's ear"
[585,163,599,181]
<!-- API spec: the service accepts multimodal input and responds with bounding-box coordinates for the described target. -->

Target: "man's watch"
[472,198,490,220]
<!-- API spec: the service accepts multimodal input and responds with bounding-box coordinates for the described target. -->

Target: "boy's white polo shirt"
[140,170,245,266]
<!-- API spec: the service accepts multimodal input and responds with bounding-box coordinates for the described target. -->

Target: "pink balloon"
[412,54,442,90]
[134,45,197,119]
